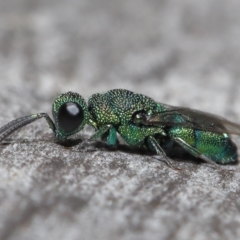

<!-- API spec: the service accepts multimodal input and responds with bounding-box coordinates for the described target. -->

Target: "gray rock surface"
[0,0,240,239]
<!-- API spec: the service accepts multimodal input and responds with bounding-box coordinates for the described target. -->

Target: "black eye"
[58,102,84,133]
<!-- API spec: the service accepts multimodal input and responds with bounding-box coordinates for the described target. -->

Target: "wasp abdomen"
[168,127,238,164]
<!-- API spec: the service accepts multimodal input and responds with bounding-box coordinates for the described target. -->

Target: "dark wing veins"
[140,106,240,135]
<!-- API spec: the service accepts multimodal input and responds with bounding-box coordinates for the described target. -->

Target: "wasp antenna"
[0,113,55,142]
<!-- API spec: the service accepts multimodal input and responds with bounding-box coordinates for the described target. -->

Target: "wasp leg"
[173,138,220,167]
[147,136,181,170]
[90,125,117,146]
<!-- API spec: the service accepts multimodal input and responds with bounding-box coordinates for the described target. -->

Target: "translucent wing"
[139,105,240,135]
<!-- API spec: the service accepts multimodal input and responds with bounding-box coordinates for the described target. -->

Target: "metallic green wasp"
[87,89,240,165]
[0,89,240,166]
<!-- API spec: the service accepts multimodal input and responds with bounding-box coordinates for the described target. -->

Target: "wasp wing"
[141,105,240,135]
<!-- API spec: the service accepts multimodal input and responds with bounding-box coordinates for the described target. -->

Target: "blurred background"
[1,1,240,240]
[1,0,240,117]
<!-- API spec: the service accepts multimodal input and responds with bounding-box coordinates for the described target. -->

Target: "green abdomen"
[168,127,238,164]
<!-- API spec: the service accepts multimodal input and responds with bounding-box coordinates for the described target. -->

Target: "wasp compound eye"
[52,92,89,139]
[58,102,84,133]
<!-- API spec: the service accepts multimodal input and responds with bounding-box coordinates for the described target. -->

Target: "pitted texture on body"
[88,92,120,128]
[106,89,157,123]
[88,89,158,128]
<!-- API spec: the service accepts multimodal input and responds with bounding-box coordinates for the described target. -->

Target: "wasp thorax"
[58,102,84,133]
[132,111,146,125]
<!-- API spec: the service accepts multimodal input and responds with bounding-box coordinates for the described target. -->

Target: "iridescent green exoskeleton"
[0,89,240,166]
[87,89,240,165]
[0,92,90,142]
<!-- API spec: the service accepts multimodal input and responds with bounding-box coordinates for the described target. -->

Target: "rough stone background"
[0,0,240,240]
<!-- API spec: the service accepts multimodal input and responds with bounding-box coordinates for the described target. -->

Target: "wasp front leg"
[90,124,118,146]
